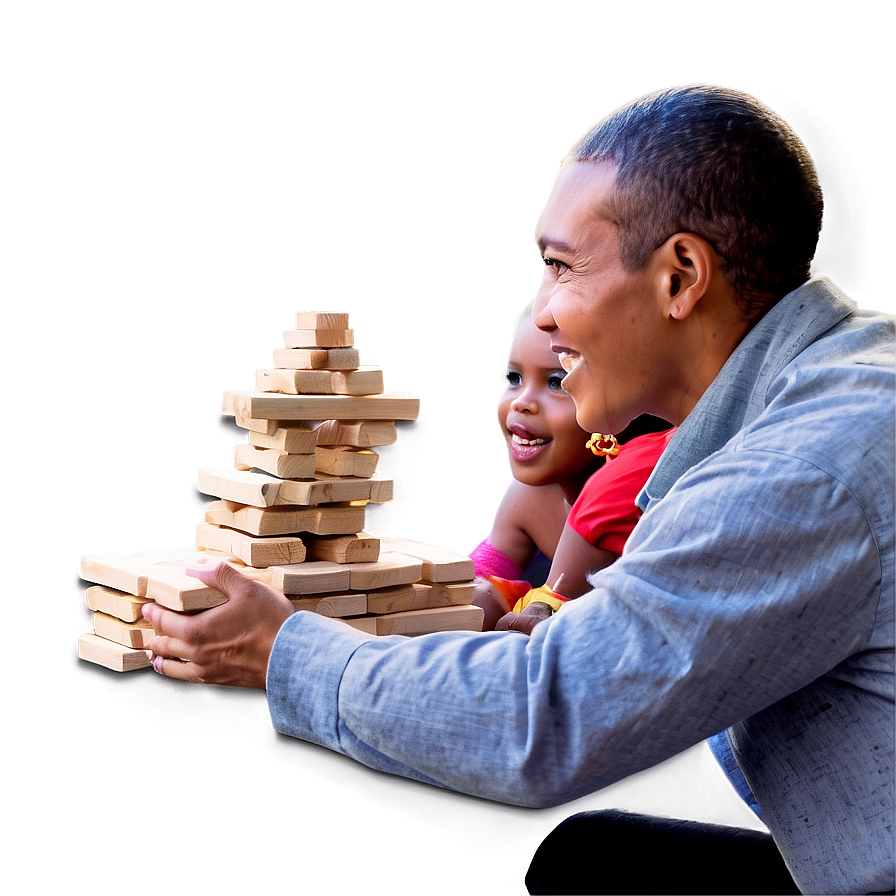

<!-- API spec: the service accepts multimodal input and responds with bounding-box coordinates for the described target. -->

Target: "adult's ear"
[653,233,717,320]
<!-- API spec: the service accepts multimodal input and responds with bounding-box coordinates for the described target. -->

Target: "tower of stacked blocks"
[78,311,483,672]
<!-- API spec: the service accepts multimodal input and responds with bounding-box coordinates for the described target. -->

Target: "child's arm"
[546,525,616,598]
[495,526,616,634]
[479,479,569,573]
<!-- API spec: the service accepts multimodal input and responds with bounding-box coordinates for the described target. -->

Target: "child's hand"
[471,579,513,631]
[494,602,553,635]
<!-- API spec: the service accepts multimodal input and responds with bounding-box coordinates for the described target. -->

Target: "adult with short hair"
[143,85,894,895]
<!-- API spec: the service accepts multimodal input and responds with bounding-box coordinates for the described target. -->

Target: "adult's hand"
[142,561,294,688]
[494,602,553,636]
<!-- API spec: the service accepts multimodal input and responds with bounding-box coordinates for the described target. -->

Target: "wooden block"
[93,611,155,649]
[346,552,424,590]
[283,328,354,348]
[315,446,379,478]
[315,419,398,447]
[289,592,367,617]
[363,584,417,615]
[366,582,477,614]
[222,390,419,422]
[339,617,378,635]
[271,347,360,370]
[199,467,393,507]
[256,366,385,397]
[233,412,286,435]
[78,633,153,672]
[250,561,351,595]
[86,585,150,623]
[277,472,393,506]
[304,533,380,564]
[196,522,306,567]
[256,368,336,394]
[132,548,240,564]
[295,312,349,330]
[249,426,318,454]
[80,554,152,597]
[331,367,384,396]
[234,443,317,479]
[204,499,366,537]
[370,605,484,636]
[198,467,283,507]
[378,538,476,584]
[144,567,228,612]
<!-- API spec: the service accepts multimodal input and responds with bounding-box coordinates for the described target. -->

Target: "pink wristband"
[469,539,525,580]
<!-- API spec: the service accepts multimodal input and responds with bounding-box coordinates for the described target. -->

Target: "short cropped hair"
[569,85,824,318]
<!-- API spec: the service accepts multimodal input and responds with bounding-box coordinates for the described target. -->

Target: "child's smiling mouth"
[508,424,551,461]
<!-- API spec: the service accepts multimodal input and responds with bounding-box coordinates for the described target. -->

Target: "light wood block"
[234,443,317,479]
[331,367,384,396]
[340,617,378,635]
[366,582,477,615]
[78,633,152,672]
[304,533,380,564]
[251,561,351,595]
[86,585,149,623]
[93,611,155,648]
[289,592,367,617]
[222,390,419,422]
[346,552,424,590]
[144,567,229,612]
[204,499,366,537]
[378,538,476,584]
[315,446,379,478]
[271,347,360,370]
[196,522,306,567]
[315,419,398,447]
[233,411,282,436]
[132,548,240,564]
[283,327,354,348]
[80,554,152,597]
[249,426,318,454]
[198,467,393,507]
[294,312,350,330]
[354,605,485,636]
[256,368,336,394]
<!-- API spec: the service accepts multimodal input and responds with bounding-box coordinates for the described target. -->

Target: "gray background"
[3,2,891,893]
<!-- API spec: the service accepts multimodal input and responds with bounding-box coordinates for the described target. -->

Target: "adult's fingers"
[145,632,192,664]
[151,654,203,682]
[142,601,195,641]
[186,560,249,596]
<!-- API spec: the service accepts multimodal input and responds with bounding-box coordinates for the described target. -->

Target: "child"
[471,309,674,631]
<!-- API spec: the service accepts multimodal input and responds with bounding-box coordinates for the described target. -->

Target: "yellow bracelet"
[512,584,567,615]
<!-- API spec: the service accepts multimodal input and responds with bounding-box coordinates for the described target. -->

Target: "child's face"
[498,316,594,489]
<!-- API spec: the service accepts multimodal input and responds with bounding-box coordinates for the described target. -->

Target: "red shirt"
[567,429,675,556]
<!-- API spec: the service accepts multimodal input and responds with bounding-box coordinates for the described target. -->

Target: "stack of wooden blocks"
[78,312,483,672]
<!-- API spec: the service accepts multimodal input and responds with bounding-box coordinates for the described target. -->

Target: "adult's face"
[532,161,672,436]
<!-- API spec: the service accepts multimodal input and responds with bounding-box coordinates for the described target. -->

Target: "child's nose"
[511,390,538,413]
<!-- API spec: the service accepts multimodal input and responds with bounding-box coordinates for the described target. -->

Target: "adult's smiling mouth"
[555,348,582,374]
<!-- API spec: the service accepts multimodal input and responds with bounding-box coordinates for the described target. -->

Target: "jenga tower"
[78,312,483,671]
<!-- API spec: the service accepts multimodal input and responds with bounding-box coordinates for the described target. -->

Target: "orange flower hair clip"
[586,433,620,458]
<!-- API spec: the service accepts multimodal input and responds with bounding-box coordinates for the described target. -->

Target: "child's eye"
[548,372,566,391]
[506,371,522,387]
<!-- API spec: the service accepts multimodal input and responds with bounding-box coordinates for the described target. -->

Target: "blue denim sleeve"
[265,448,886,810]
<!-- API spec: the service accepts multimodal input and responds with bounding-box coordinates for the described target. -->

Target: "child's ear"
[653,233,716,320]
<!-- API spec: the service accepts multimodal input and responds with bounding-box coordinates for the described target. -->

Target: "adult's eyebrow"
[536,236,575,255]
